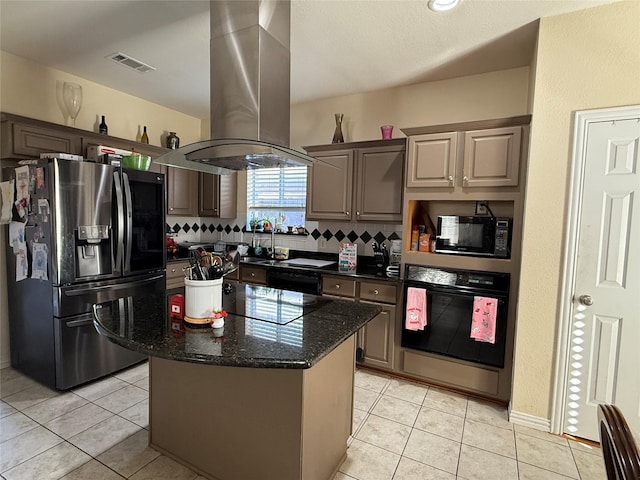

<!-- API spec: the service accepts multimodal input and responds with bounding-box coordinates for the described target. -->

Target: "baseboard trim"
[509,409,551,432]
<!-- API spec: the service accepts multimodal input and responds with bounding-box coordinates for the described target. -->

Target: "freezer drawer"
[54,272,166,318]
[54,312,146,390]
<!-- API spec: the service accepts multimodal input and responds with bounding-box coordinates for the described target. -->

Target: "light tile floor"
[0,363,606,480]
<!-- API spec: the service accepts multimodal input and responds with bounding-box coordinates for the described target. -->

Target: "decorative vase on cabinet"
[332,113,344,144]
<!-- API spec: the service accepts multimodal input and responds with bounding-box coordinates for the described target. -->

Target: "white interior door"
[562,110,640,441]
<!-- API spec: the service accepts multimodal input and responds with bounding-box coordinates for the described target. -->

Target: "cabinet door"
[10,122,83,157]
[406,132,457,188]
[360,303,395,370]
[355,145,405,222]
[462,126,521,188]
[167,167,198,216]
[199,173,220,217]
[148,162,166,175]
[306,150,354,221]
[218,173,237,218]
[198,173,237,218]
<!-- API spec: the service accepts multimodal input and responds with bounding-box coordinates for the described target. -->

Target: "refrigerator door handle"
[66,317,94,328]
[123,171,133,273]
[113,171,125,272]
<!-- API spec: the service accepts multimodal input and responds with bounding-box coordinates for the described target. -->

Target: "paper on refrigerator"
[0,180,14,224]
[9,221,27,281]
[31,242,49,280]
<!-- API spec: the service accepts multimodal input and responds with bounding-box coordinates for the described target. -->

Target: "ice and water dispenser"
[76,224,112,278]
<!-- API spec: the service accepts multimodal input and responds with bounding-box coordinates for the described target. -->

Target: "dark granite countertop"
[93,283,381,369]
[168,250,401,283]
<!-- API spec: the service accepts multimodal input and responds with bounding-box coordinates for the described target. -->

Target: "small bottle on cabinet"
[166,132,180,150]
[141,126,149,144]
[99,115,108,135]
[410,226,419,251]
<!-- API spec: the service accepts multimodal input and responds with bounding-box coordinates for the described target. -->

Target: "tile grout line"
[454,399,470,478]
[0,368,148,478]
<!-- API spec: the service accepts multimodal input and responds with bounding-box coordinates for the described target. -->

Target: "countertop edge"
[93,301,382,369]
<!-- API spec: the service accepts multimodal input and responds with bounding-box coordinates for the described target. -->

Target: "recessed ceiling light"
[428,0,461,12]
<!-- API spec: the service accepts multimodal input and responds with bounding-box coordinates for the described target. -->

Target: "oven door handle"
[404,284,507,303]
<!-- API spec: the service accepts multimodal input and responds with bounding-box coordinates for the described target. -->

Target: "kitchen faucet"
[270,229,276,259]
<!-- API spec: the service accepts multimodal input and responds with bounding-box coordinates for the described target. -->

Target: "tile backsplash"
[167,216,402,256]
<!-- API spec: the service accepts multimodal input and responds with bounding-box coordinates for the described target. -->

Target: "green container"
[122,154,151,170]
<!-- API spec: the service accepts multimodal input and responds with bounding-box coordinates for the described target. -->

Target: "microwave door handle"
[113,171,124,273]
[123,171,133,273]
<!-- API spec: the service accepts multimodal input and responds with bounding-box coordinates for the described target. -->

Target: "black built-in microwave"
[435,216,511,258]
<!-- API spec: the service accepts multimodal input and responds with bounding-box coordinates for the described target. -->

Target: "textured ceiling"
[0,0,617,119]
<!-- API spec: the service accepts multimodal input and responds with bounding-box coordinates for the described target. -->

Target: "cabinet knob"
[335,284,340,289]
[171,268,176,273]
[251,272,255,277]
[448,175,454,184]
[373,289,379,295]
[169,207,174,211]
[356,211,360,216]
[345,211,350,216]
[463,175,469,185]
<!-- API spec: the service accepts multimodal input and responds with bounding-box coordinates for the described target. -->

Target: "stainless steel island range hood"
[155,0,317,175]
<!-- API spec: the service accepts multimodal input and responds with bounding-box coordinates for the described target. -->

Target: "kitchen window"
[246,166,307,231]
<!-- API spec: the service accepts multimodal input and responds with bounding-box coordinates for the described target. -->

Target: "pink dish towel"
[405,287,427,331]
[470,296,498,344]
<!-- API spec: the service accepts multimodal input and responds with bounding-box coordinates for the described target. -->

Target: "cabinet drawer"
[167,261,189,290]
[225,266,239,281]
[240,265,267,285]
[359,281,397,304]
[322,276,357,298]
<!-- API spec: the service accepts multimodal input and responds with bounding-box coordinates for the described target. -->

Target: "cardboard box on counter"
[86,145,132,161]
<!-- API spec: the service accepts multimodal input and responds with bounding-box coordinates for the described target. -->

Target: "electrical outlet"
[319,238,327,249]
[475,201,488,215]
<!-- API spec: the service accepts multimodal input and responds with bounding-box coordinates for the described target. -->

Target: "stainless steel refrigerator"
[5,158,166,389]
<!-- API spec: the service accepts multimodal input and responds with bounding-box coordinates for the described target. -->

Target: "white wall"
[512,0,640,420]
[0,51,202,146]
[290,67,531,149]
[0,51,204,368]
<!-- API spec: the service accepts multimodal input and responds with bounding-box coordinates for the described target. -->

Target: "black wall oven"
[401,264,510,368]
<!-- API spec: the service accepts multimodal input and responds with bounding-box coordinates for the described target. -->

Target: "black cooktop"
[222,283,331,325]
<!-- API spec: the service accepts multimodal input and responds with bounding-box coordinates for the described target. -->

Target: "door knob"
[578,294,593,306]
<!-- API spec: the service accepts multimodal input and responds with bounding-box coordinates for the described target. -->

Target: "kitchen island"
[93,283,381,480]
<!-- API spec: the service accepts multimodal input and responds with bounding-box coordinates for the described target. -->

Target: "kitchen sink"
[260,260,280,266]
[241,257,335,269]
[240,257,279,266]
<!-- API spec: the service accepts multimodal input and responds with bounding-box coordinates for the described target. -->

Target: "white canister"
[184,278,223,319]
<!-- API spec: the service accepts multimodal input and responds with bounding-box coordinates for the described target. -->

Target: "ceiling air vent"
[106,52,156,73]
